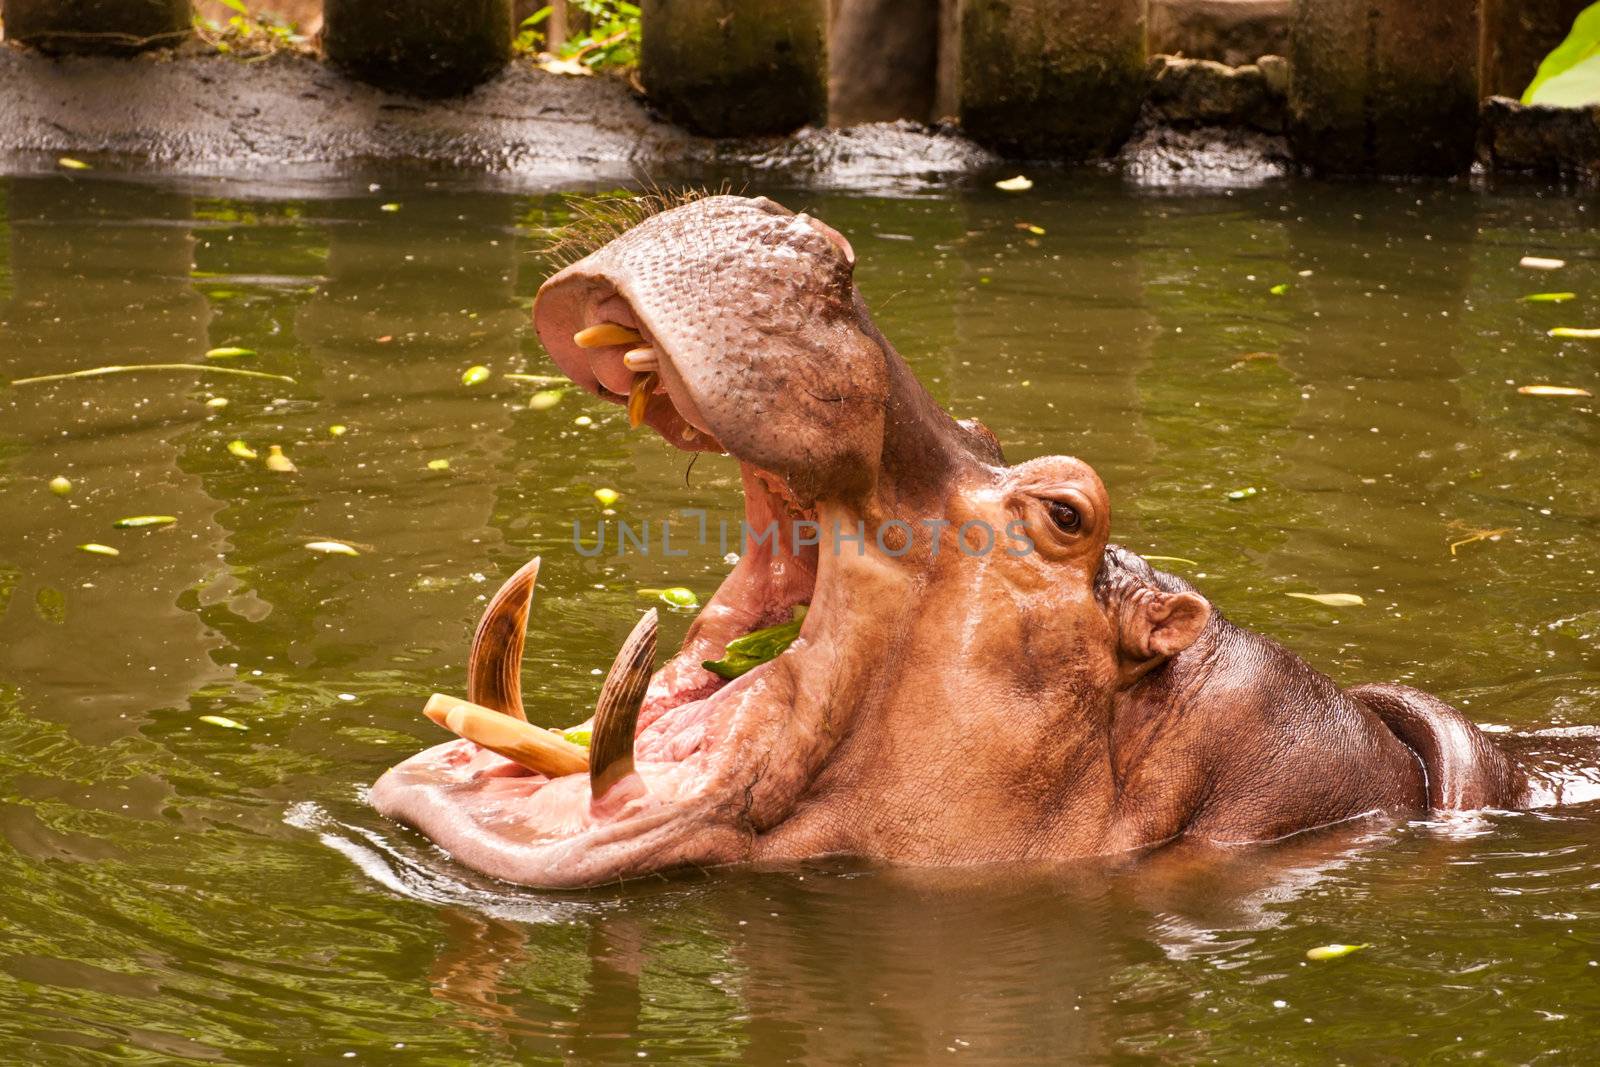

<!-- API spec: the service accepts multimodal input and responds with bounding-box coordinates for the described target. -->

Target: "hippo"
[371,194,1587,889]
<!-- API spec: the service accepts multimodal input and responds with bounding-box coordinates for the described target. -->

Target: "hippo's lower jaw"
[371,445,829,889]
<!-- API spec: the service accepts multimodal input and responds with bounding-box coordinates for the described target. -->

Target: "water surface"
[1,170,1597,1063]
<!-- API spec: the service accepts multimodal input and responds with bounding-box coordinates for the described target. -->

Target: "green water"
[0,170,1598,1063]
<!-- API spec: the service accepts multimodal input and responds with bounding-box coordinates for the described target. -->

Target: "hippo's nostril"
[574,323,643,349]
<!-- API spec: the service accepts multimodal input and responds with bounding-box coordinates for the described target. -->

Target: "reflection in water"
[0,173,1598,1062]
[0,178,232,735]
[344,811,1390,1062]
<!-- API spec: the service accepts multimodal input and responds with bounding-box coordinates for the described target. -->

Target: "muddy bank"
[0,47,1314,190]
[0,48,994,189]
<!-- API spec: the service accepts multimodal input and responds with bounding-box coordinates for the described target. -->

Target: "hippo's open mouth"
[370,196,879,887]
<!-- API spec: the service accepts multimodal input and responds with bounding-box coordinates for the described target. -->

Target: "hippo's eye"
[1047,500,1082,534]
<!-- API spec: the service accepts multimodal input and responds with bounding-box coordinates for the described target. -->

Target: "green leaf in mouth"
[703,607,807,680]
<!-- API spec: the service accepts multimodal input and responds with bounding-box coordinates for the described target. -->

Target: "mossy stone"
[958,0,1147,161]
[323,0,512,98]
[640,0,827,137]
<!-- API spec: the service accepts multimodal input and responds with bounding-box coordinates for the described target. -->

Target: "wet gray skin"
[2,174,1599,1060]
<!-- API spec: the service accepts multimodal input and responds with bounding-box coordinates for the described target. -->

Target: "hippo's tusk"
[573,323,643,349]
[466,557,540,721]
[622,346,659,372]
[590,609,657,799]
[627,372,658,429]
[425,693,591,777]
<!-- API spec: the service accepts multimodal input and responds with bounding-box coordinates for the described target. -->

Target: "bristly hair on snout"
[539,180,740,270]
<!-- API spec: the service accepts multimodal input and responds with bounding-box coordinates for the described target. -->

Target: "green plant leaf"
[1524,2,1600,104]
[1286,592,1365,608]
[639,586,698,609]
[1530,52,1600,106]
[305,540,360,556]
[703,609,806,679]
[1306,943,1369,961]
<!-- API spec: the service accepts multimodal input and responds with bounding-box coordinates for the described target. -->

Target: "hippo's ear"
[1120,591,1210,663]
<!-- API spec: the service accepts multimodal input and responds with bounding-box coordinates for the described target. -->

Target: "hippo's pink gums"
[371,195,1563,889]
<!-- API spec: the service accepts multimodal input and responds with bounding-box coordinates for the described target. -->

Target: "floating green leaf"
[380,203,401,213]
[57,157,90,171]
[995,175,1033,192]
[1286,592,1365,607]
[1523,292,1576,303]
[504,373,568,386]
[206,397,229,409]
[1269,283,1290,296]
[305,540,360,556]
[205,346,255,359]
[113,515,176,529]
[265,445,296,473]
[1226,487,1259,500]
[1520,256,1566,270]
[528,388,565,411]
[198,714,249,731]
[461,365,492,386]
[1549,326,1600,339]
[227,439,258,459]
[1142,554,1198,566]
[703,608,807,679]
[594,487,620,507]
[1305,943,1369,961]
[78,543,119,556]
[640,586,698,609]
[426,458,451,471]
[1518,384,1593,397]
[49,476,73,497]
[329,424,348,436]
[1524,3,1600,105]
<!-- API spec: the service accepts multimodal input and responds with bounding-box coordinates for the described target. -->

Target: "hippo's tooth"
[627,372,658,428]
[466,557,540,721]
[425,692,591,777]
[590,608,657,799]
[574,323,643,348]
[622,346,659,372]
